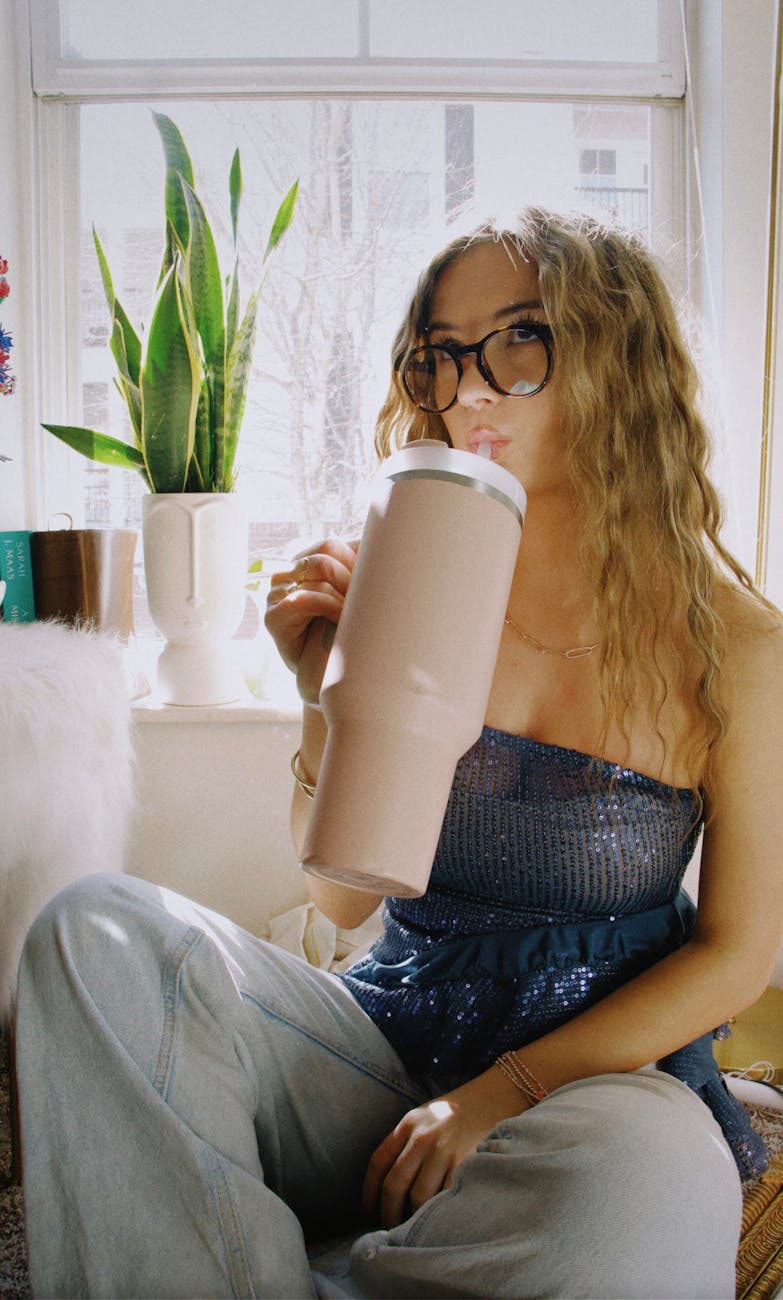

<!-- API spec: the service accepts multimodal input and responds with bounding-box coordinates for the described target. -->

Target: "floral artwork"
[0,256,14,397]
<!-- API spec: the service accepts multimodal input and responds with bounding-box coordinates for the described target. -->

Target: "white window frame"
[30,0,684,100]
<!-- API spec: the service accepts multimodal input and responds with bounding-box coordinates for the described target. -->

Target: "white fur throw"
[0,621,134,1015]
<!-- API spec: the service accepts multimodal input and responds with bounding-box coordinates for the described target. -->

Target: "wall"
[0,0,37,524]
[127,700,309,937]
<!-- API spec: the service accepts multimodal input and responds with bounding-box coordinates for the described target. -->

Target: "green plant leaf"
[140,259,200,492]
[154,113,195,281]
[113,373,142,442]
[92,225,116,313]
[262,180,299,263]
[180,177,225,374]
[224,289,258,484]
[229,148,242,247]
[94,227,142,390]
[113,301,142,388]
[178,178,227,487]
[246,558,264,591]
[191,381,211,490]
[226,259,240,358]
[41,423,146,472]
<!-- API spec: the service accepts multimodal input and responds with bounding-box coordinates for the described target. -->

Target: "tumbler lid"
[382,439,526,527]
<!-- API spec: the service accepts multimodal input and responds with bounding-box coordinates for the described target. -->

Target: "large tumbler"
[300,439,526,896]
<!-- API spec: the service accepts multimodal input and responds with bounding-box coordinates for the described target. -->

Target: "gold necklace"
[504,615,598,660]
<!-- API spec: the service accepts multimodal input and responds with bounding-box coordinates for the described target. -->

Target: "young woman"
[17,210,783,1299]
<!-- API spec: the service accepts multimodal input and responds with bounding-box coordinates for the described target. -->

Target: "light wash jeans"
[16,874,742,1299]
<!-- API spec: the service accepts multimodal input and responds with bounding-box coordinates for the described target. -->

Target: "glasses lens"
[483,327,550,396]
[403,347,459,412]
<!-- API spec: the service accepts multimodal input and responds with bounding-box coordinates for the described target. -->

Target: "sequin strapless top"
[340,727,767,1181]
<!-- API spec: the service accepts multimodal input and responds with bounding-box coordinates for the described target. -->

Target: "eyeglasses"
[400,321,554,414]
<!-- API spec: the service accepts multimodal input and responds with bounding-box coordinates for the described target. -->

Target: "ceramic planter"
[142,493,247,706]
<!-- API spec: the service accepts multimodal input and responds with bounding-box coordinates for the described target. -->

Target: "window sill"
[128,636,303,725]
[131,692,303,726]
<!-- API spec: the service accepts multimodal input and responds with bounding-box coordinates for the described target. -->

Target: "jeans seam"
[198,1145,257,1300]
[241,991,423,1101]
[151,925,205,1098]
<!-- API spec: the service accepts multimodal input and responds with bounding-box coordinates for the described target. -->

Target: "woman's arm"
[363,613,783,1226]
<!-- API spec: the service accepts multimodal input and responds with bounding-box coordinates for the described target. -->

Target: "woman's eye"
[507,327,537,345]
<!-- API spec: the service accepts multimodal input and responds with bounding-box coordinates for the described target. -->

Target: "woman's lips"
[467,433,511,460]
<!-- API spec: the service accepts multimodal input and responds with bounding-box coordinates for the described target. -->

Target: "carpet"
[2,1026,782,1299]
[0,1029,27,1300]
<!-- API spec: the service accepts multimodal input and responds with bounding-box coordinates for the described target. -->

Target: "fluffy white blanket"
[0,621,134,1015]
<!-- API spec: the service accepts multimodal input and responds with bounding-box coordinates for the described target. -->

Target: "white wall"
[685,0,778,581]
[127,702,309,935]
[0,0,38,526]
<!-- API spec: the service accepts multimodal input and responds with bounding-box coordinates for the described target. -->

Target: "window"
[580,149,618,177]
[25,0,686,638]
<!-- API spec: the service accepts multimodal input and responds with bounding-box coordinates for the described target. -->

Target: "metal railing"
[575,186,649,232]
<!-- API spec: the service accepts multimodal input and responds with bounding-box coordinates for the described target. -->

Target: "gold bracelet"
[495,1052,549,1106]
[290,749,317,799]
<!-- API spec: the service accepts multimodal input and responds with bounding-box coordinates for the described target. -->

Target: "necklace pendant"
[563,644,597,659]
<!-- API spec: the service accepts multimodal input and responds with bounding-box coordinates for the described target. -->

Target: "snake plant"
[43,113,298,493]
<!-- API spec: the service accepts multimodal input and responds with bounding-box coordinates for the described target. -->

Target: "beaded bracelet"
[290,749,317,799]
[495,1051,549,1107]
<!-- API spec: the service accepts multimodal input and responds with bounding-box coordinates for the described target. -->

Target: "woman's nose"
[456,355,497,408]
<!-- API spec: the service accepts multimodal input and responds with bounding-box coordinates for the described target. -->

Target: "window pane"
[78,99,652,633]
[368,0,661,62]
[61,0,361,60]
[57,0,665,65]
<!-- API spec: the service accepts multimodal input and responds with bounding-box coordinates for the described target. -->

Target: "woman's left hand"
[362,1069,529,1228]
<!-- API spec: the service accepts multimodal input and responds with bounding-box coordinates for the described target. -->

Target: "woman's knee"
[534,1070,741,1200]
[21,872,139,980]
[516,1071,742,1294]
[18,873,193,1048]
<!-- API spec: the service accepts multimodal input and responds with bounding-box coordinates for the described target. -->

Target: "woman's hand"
[264,539,358,693]
[362,1069,529,1229]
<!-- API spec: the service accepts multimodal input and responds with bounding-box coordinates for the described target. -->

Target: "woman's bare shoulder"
[717,579,782,641]
[715,581,783,713]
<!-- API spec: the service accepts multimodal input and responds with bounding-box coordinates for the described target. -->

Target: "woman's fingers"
[362,1107,457,1229]
[361,1133,405,1222]
[263,538,358,676]
[266,539,357,612]
[287,537,359,594]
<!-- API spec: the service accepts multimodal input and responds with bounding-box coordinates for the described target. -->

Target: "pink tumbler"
[300,439,526,896]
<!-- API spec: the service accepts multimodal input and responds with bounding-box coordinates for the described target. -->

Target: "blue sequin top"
[340,726,767,1181]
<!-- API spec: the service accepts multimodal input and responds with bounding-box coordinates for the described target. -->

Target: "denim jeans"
[16,874,742,1299]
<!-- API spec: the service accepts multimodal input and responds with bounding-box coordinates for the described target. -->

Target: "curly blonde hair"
[375,207,771,801]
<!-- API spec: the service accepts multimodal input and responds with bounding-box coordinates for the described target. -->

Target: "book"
[0,530,36,622]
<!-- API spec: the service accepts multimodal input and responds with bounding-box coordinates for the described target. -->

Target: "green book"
[0,530,36,621]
